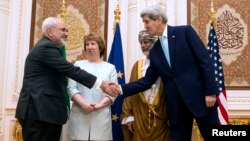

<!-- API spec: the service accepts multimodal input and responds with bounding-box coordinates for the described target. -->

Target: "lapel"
[167,25,175,68]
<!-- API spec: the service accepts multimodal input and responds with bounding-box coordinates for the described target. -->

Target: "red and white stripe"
[217,89,229,124]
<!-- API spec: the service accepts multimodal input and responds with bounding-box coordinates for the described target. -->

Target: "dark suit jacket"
[15,36,97,125]
[122,25,219,125]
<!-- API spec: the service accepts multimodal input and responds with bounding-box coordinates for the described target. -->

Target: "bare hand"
[100,81,120,97]
[91,103,101,110]
[109,82,121,93]
[205,95,217,107]
[127,121,134,133]
[81,102,94,113]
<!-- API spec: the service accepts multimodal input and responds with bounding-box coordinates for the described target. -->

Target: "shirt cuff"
[93,78,102,89]
[121,116,134,124]
[68,88,80,98]
[69,91,80,98]
[105,95,116,104]
[119,85,123,95]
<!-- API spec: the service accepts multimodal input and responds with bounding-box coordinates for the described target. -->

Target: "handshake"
[100,81,121,97]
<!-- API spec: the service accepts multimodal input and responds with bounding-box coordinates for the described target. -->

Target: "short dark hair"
[83,34,106,57]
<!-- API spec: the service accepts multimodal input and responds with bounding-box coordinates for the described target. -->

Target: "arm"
[186,26,218,107]
[92,96,112,110]
[186,25,218,96]
[71,93,94,113]
[121,62,159,98]
[104,64,118,102]
[121,61,138,121]
[42,43,118,96]
[42,44,96,88]
[67,70,94,113]
[121,61,138,133]
[121,96,135,127]
[93,64,118,110]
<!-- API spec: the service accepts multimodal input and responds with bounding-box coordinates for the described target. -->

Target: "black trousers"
[169,95,219,141]
[18,119,62,141]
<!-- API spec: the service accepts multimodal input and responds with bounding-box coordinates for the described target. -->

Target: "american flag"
[207,23,229,125]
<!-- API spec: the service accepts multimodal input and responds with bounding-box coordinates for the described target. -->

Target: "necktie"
[59,46,70,112]
[160,36,171,67]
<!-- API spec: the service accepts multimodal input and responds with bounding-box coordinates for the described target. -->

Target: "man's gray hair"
[42,17,58,33]
[140,5,167,23]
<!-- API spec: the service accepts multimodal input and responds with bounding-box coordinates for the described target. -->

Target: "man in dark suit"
[15,17,119,141]
[119,5,219,141]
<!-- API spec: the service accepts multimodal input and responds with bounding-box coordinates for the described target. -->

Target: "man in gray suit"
[15,17,119,141]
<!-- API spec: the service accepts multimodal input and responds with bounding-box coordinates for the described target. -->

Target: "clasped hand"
[100,81,121,97]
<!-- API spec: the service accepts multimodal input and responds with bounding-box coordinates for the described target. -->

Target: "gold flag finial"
[114,5,121,23]
[209,0,217,29]
[113,4,121,33]
[60,0,67,21]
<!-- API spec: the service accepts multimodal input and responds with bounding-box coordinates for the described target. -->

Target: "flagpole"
[207,1,229,125]
[109,3,124,141]
[60,0,67,20]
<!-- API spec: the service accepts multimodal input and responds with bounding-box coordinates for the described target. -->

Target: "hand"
[205,95,217,107]
[100,81,120,97]
[109,82,121,93]
[91,103,104,110]
[81,102,94,113]
[127,121,134,133]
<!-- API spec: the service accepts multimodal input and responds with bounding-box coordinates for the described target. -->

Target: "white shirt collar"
[162,25,168,38]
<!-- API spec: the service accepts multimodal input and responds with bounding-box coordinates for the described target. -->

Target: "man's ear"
[47,28,54,37]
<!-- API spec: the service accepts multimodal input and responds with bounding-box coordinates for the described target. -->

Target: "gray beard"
[143,51,149,56]
[61,39,67,46]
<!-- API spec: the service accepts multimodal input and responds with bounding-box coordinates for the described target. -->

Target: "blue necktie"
[160,36,171,67]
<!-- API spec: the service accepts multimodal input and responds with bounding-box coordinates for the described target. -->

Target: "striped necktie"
[160,36,171,67]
